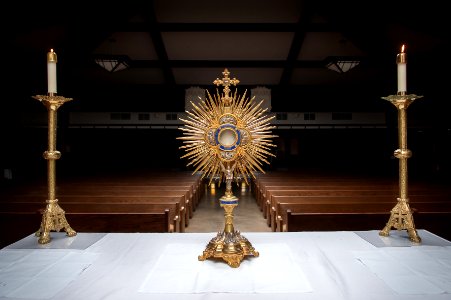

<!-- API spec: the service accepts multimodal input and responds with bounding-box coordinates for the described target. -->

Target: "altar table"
[1,230,451,300]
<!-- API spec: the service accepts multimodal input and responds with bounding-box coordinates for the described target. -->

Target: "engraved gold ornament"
[178,69,277,186]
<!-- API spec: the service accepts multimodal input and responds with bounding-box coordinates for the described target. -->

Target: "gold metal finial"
[213,68,240,106]
[47,49,57,63]
[396,45,406,64]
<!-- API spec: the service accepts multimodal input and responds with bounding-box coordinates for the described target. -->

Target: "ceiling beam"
[142,2,175,85]
[129,60,325,68]
[117,22,339,32]
[279,3,313,86]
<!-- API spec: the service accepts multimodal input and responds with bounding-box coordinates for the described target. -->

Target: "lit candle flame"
[401,45,405,53]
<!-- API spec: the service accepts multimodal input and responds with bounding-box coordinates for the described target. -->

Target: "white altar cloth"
[1,230,451,300]
[139,243,312,294]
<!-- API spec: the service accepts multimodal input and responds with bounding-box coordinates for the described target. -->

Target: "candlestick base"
[35,199,77,244]
[379,197,421,243]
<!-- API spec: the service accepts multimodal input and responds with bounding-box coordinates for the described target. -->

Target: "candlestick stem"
[379,93,423,243]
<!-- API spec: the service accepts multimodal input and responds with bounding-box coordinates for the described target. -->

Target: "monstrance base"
[198,230,259,268]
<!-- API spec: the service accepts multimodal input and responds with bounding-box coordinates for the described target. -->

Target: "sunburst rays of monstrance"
[177,69,277,267]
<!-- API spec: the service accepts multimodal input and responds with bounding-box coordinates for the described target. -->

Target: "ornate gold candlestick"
[32,93,77,244]
[379,92,423,243]
[178,69,276,267]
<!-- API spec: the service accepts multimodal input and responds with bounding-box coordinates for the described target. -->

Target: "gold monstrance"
[178,69,277,267]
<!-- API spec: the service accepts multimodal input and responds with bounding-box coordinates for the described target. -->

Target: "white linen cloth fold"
[353,247,451,294]
[0,250,98,299]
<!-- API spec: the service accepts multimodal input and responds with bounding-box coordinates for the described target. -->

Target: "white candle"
[397,45,407,93]
[47,49,57,94]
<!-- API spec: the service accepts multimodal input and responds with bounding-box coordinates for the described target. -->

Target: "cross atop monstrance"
[178,68,277,267]
[213,68,239,106]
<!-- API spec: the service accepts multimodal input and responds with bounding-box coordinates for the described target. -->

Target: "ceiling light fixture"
[326,58,360,73]
[94,55,130,72]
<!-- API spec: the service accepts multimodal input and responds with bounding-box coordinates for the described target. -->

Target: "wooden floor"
[184,183,271,233]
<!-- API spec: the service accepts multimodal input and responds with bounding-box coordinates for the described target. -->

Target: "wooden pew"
[0,171,204,247]
[252,176,397,202]
[47,171,204,209]
[265,189,449,226]
[0,205,172,249]
[0,211,42,249]
[277,202,393,232]
[255,180,442,211]
[65,182,203,211]
[1,195,185,233]
[12,187,193,227]
[261,187,397,220]
[63,176,204,209]
[270,195,451,231]
[258,185,403,211]
[0,202,175,230]
[279,202,451,241]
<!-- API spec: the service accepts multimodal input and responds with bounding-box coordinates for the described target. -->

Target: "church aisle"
[185,182,272,233]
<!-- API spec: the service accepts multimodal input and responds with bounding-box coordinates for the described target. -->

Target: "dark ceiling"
[4,0,450,114]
